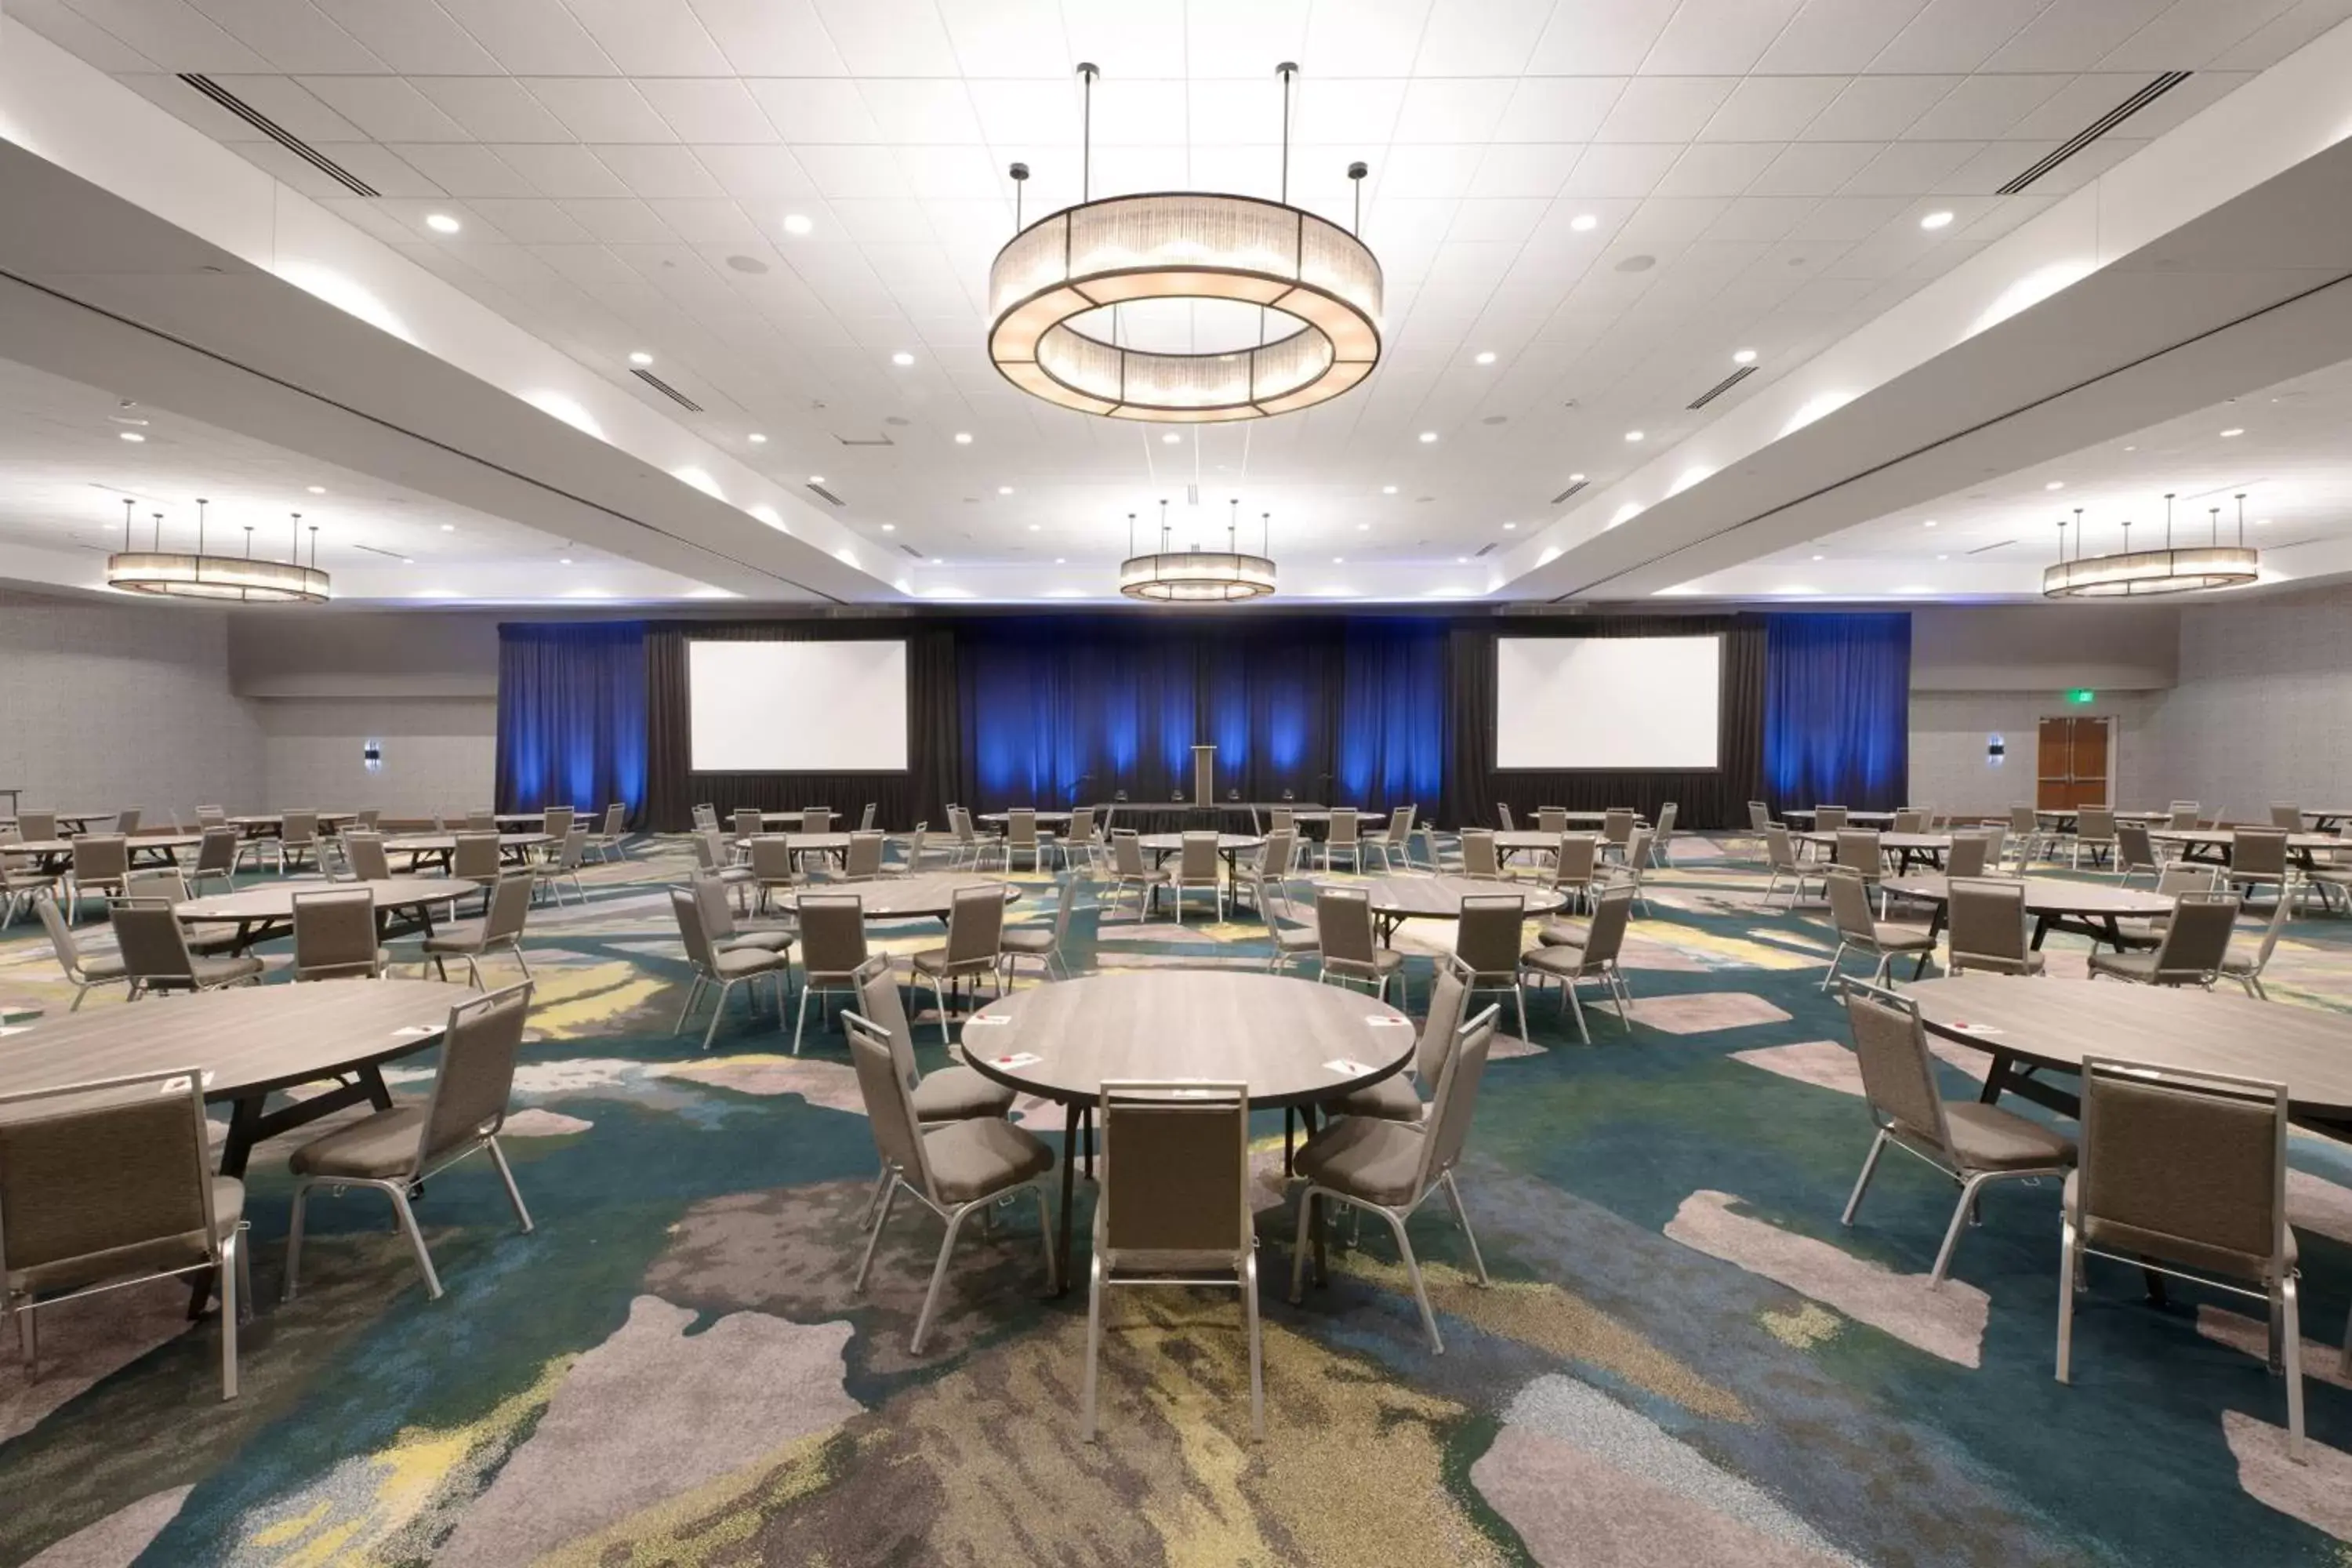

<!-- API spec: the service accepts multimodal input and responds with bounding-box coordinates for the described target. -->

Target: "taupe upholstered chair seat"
[711,946,786,979]
[998,925,1055,954]
[922,1116,1056,1203]
[15,1176,246,1297]
[1295,1116,1428,1205]
[2082,951,2163,982]
[721,928,796,954]
[71,950,129,982]
[1534,917,1587,947]
[289,1106,431,1180]
[909,1066,1018,1122]
[421,919,492,953]
[1326,1069,1421,1123]
[190,953,267,988]
[1518,942,1594,978]
[1329,958,1472,1123]
[1938,1102,2077,1170]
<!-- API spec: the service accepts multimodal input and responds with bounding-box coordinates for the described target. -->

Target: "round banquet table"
[176,875,460,951]
[2148,828,2340,867]
[1492,829,1599,864]
[1334,873,1567,942]
[978,811,1073,826]
[224,811,358,839]
[494,809,586,828]
[960,971,1414,1288]
[1878,874,2173,978]
[2,833,202,871]
[770,872,1018,921]
[1907,975,2352,1135]
[1782,808,1896,824]
[1797,829,1954,873]
[383,831,549,870]
[731,832,855,866]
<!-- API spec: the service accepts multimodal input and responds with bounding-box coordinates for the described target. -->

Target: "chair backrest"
[1623,827,1653,873]
[1458,830,1500,879]
[1112,829,1146,876]
[542,806,575,840]
[452,832,503,880]
[1813,806,1848,832]
[800,892,872,976]
[750,835,798,883]
[845,830,885,878]
[107,897,196,984]
[1841,979,1953,1156]
[2239,883,2294,971]
[1007,809,1039,848]
[114,808,142,836]
[1944,833,1990,878]
[2007,804,2038,836]
[1980,822,2008,862]
[1579,881,1635,964]
[689,869,740,938]
[1824,866,1878,942]
[1454,893,1524,975]
[2116,819,2158,869]
[0,1069,223,1294]
[456,808,491,833]
[948,805,975,845]
[1833,829,1880,874]
[689,828,723,872]
[2151,891,2240,982]
[1416,957,1474,1081]
[1269,805,1295,835]
[860,802,878,830]
[1496,803,1515,831]
[1314,885,1377,965]
[1096,1080,1250,1258]
[1601,808,1634,844]
[2269,803,2303,830]
[72,834,129,882]
[2075,805,2116,840]
[1383,808,1414,847]
[194,805,226,829]
[1553,834,1599,885]
[2168,800,2200,829]
[1765,822,1799,871]
[1050,871,1083,937]
[944,883,1007,964]
[1748,800,1770,831]
[124,868,191,902]
[691,803,717,830]
[293,887,379,979]
[669,884,719,971]
[1536,807,1566,836]
[732,808,763,840]
[556,825,589,870]
[1653,801,1677,849]
[18,811,56,841]
[802,808,833,835]
[2077,1058,2287,1283]
[356,808,382,829]
[343,831,393,881]
[1258,830,1292,876]
[484,868,535,941]
[2154,862,2220,902]
[842,1010,939,1203]
[1893,808,1926,835]
[1328,808,1359,846]
[600,802,626,837]
[1178,830,1219,880]
[1415,1004,1499,1194]
[413,982,533,1170]
[34,896,87,977]
[1947,877,2028,967]
[1069,805,1096,844]
[276,808,315,847]
[2229,827,2289,879]
[852,953,917,1069]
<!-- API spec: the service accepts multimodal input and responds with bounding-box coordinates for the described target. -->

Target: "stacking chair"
[1166,831,1225,923]
[2225,827,2293,909]
[1370,811,1414,873]
[449,831,504,917]
[66,834,131,923]
[2270,804,2305,830]
[2118,862,2224,946]
[2,836,59,928]
[731,807,764,843]
[2002,804,2046,869]
[1395,803,1433,871]
[343,830,394,881]
[1618,828,1656,914]
[691,827,755,913]
[1289,1006,1497,1353]
[540,806,575,844]
[793,892,871,1053]
[1946,877,2043,975]
[855,956,1014,1130]
[1600,808,1635,861]
[1748,800,1773,835]
[1270,805,1298,839]
[802,808,834,836]
[123,869,240,957]
[423,869,535,988]
[690,804,719,833]
[1323,808,1364,873]
[1649,802,1678,867]
[748,835,800,914]
[17,810,57,843]
[1813,806,1849,833]
[948,806,1000,871]
[109,898,264,997]
[1494,804,1516,831]
[194,805,227,831]
[2168,800,2201,829]
[1251,843,1320,977]
[292,886,387,980]
[278,810,321,875]
[1105,830,1156,920]
[1838,980,2074,1285]
[844,829,886,880]
[691,868,794,959]
[1453,893,1530,1040]
[1458,830,1503,880]
[464,809,499,833]
[2087,892,2238,988]
[283,983,536,1303]
[1820,867,1937,991]
[1546,835,1603,913]
[2115,819,2166,884]
[1944,833,1991,878]
[1315,886,1406,1007]
[857,803,877,831]
[353,808,382,830]
[670,885,789,1051]
[1893,808,1928,835]
[1001,873,1082,984]
[1004,809,1054,873]
[1,1069,250,1398]
[1327,956,1473,1123]
[1535,807,1567,837]
[34,896,129,1010]
[1980,822,2010,868]
[1063,806,1100,871]
[1083,1080,1261,1440]
[912,884,1009,1042]
[1519,881,1635,1044]
[2221,890,2293,1000]
[2072,806,2118,870]
[1833,829,1882,906]
[2059,1059,2311,1458]
[844,1007,1058,1352]
[586,803,630,862]
[532,826,590,907]
[1761,825,1822,908]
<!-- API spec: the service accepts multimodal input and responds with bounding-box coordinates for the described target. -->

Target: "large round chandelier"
[1120,500,1276,602]
[988,64,1381,423]
[107,499,332,604]
[2042,492,2259,599]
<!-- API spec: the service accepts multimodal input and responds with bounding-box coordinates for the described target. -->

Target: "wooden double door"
[2036,715,2113,811]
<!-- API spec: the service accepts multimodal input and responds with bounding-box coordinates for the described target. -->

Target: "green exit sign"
[2067,688,2096,704]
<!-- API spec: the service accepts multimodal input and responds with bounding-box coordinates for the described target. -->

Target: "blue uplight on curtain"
[1337,620,1447,808]
[496,622,648,824]
[1762,612,1910,811]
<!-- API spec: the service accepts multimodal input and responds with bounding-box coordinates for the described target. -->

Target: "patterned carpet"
[2,833,2350,1567]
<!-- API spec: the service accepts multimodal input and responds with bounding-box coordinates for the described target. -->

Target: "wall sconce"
[363,739,383,774]
[1987,734,2005,767]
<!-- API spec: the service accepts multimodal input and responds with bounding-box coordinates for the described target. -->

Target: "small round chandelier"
[1120,500,1276,603]
[2042,492,2259,599]
[988,63,1381,423]
[107,499,332,604]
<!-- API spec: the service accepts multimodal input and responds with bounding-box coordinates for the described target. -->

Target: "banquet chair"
[448,831,504,920]
[670,886,789,1051]
[858,803,878,831]
[283,983,536,1303]
[1519,881,1635,1044]
[690,804,718,833]
[291,886,387,981]
[1761,824,1822,909]
[691,827,755,914]
[423,869,536,989]
[1838,980,2074,1285]
[1370,809,1414,873]
[586,803,630,862]
[1,1069,249,1397]
[1458,829,1503,880]
[1813,806,1849,833]
[844,1007,1058,1352]
[1748,800,1773,835]
[1316,885,1406,1007]
[1947,878,2043,976]
[692,868,794,958]
[1893,808,1928,835]
[1005,809,1052,873]
[1327,956,1473,1123]
[2220,890,2294,1000]
[0,840,55,931]
[1083,1080,1261,1440]
[1251,838,1320,977]
[2115,820,2167,884]
[792,892,870,1053]
[844,830,887,880]
[188,826,243,896]
[912,884,1008,1042]
[1166,831,1225,923]
[465,809,498,833]
[1618,828,1656,915]
[2168,800,2201,829]
[1820,867,1937,992]
[1105,830,1156,921]
[748,834,800,914]
[34,895,129,1010]
[122,870,241,957]
[1001,873,1083,985]
[2225,827,2293,909]
[194,805,226,830]
[1494,804,1515,831]
[1290,1005,1498,1352]
[532,826,590,907]
[66,834,130,923]
[802,808,833,836]
[343,830,393,881]
[1323,808,1364,873]
[1944,833,1991,878]
[1063,806,1101,872]
[2087,892,2238,989]
[108,898,264,998]
[2072,807,2118,870]
[1453,893,1530,1041]
[17,811,57,843]
[541,806,575,843]
[851,956,1017,1222]
[732,807,764,843]
[1649,802,1679,866]
[1535,807,1567,837]
[1547,834,1602,913]
[2058,1059,2310,1458]
[1600,808,1635,859]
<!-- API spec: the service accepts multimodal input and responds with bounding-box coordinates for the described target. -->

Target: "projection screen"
[687,640,909,771]
[1494,635,1722,770]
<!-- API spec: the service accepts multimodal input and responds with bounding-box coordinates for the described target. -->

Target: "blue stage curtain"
[1763,612,1910,811]
[1338,620,1447,808]
[496,622,648,826]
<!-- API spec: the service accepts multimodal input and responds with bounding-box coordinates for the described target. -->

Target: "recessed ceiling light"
[1502,521,1518,531]
[1920,210,1954,230]
[1027,523,1041,532]
[1922,518,1936,528]
[1733,348,1757,364]
[881,522,895,531]
[954,431,973,444]
[628,350,652,365]
[931,557,946,564]
[997,485,1014,495]
[1418,430,1438,443]
[1936,554,1949,561]
[1055,557,1066,564]
[2045,480,2064,490]
[1474,350,1496,365]
[891,351,915,366]
[560,557,573,565]
[782,213,813,235]
[307,485,327,494]
[1568,472,1585,482]
[440,524,456,532]
[1570,213,1598,232]
[2220,426,2245,437]
[1381,485,1398,495]
[1811,554,1824,561]
[1456,557,1469,564]
[118,430,144,442]
[2124,445,2138,452]
[1624,430,1644,442]
[1356,522,1370,531]
[425,212,462,234]
[401,557,414,564]
[1332,556,1344,564]
[2256,517,2272,527]
[1161,432,1181,445]
[748,432,767,444]
[808,474,825,485]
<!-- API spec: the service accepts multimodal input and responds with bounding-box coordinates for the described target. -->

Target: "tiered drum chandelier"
[106,497,332,603]
[2042,492,2259,598]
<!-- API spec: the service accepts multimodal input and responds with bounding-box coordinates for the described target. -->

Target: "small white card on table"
[989,1051,1043,1070]
[1323,1058,1374,1076]
[158,1071,216,1094]
[391,1024,437,1037]
[1948,1022,2003,1036]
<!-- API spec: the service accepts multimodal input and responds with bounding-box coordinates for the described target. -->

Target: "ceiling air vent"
[1687,364,1757,410]
[1548,479,1589,506]
[1998,72,2190,194]
[1966,539,2016,556]
[350,543,408,561]
[179,74,379,197]
[1474,542,1499,558]
[834,434,895,448]
[805,482,845,506]
[898,543,924,559]
[630,368,702,412]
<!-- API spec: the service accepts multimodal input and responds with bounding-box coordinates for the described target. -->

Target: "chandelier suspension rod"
[1277,63,1296,205]
[1078,63,1096,203]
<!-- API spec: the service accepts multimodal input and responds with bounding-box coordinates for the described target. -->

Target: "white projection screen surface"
[1495,636,1722,771]
[688,640,909,771]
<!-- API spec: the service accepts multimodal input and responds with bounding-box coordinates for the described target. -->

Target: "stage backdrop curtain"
[495,622,648,826]
[641,622,960,832]
[1762,612,1911,812]
[1448,616,1767,831]
[956,615,1447,813]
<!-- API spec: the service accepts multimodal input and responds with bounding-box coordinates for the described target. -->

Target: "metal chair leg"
[487,1138,533,1232]
[1243,1250,1265,1439]
[387,1185,445,1300]
[1840,1129,1889,1227]
[855,1177,900,1291]
[909,1203,975,1353]
[1439,1171,1489,1287]
[219,1225,242,1399]
[1378,1207,1444,1352]
[282,1183,313,1301]
[1083,1250,1105,1440]
[1931,1173,1987,1285]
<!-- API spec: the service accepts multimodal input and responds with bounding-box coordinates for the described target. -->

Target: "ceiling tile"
[112,73,259,140]
[1783,194,1910,244]
[387,142,540,198]
[1838,139,1981,194]
[1935,141,2043,193]
[1301,0,1433,74]
[694,144,819,201]
[562,0,734,74]
[591,144,727,199]
[859,79,987,143]
[1901,73,2067,139]
[1393,78,1510,144]
[198,74,367,140]
[228,139,367,201]
[8,0,158,71]
[637,79,779,143]
[1528,0,1677,74]
[1445,197,1550,244]
[51,0,270,71]
[1293,78,1407,145]
[1491,78,1627,143]
[412,76,576,142]
[308,0,501,73]
[935,0,1070,76]
[1639,0,1808,73]
[532,243,638,285]
[750,79,884,143]
[2111,69,2255,140]
[435,0,619,74]
[966,78,1082,147]
[2097,0,2288,71]
[811,0,961,74]
[463,198,597,243]
[1867,0,2049,74]
[1984,0,2171,71]
[1651,141,1782,198]
[557,198,680,244]
[492,143,636,198]
[645,198,766,244]
[524,78,676,143]
[793,143,913,199]
[184,0,387,72]
[1377,144,1487,199]
[325,142,452,196]
[1702,194,1819,244]
[1467,143,1580,199]
[1595,77,1736,142]
[1414,0,1555,74]
[1799,75,1958,140]
[1755,0,1929,71]
[1559,143,1680,198]
[2003,73,2150,140]
[892,143,1000,199]
[1698,76,1847,140]
[295,75,472,141]
[1188,78,1287,146]
[687,0,847,74]
[1187,0,1311,72]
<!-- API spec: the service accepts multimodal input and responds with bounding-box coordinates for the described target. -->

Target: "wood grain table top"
[2148,829,2339,850]
[1490,830,1602,852]
[1880,875,2173,918]
[731,833,856,851]
[494,810,586,824]
[959,971,1413,1108]
[771,873,1018,920]
[1278,811,1387,826]
[176,877,461,923]
[224,812,358,830]
[1137,833,1265,852]
[1907,975,2352,1117]
[1782,809,1897,823]
[1326,874,1569,920]
[383,833,550,853]
[1521,811,1639,824]
[4,834,204,857]
[978,811,1073,824]
[0,978,480,1109]
[1797,831,1953,850]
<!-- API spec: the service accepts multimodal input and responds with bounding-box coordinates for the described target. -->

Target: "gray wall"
[1907,690,2167,815]
[2145,588,2352,815]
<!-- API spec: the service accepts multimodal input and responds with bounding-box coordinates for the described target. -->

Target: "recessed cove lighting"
[782,212,813,235]
[425,212,462,234]
[1570,213,1598,232]
[2220,426,2245,437]
[891,351,915,367]
[749,432,767,444]
[1418,430,1437,443]
[628,350,652,365]
[1733,348,1757,364]
[1624,430,1644,442]
[1920,210,1954,230]
[2045,480,2064,491]
[1474,350,1497,365]
[954,431,973,444]
[118,430,144,442]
